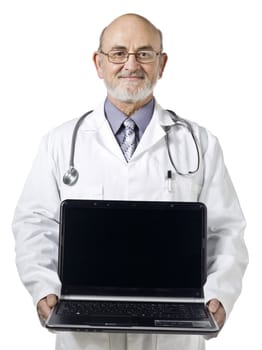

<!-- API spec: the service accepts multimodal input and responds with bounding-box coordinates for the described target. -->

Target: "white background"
[0,0,261,348]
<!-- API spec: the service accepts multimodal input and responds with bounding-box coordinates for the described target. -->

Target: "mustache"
[117,71,145,78]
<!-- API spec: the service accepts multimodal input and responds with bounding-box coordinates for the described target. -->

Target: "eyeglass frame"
[98,49,163,64]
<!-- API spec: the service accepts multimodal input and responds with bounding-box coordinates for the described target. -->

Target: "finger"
[37,298,51,320]
[213,305,226,329]
[46,294,58,308]
[208,299,220,313]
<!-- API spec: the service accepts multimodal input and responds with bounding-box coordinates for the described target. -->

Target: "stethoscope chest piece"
[63,166,79,186]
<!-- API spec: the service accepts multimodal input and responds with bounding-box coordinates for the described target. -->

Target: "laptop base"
[46,298,219,335]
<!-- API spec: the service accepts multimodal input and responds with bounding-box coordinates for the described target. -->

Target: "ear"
[93,51,104,79]
[158,53,168,79]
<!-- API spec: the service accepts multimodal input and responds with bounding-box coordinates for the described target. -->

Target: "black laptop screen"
[59,200,206,296]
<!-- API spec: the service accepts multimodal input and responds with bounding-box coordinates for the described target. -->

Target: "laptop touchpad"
[85,316,135,326]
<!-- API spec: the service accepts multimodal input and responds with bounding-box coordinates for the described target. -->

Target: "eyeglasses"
[99,49,162,64]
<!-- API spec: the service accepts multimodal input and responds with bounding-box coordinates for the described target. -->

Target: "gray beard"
[104,80,157,103]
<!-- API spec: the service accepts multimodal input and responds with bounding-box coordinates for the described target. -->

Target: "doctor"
[13,13,248,350]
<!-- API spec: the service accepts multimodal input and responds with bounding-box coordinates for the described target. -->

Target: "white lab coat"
[13,101,248,350]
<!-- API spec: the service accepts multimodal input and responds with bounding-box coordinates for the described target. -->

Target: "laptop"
[46,199,219,335]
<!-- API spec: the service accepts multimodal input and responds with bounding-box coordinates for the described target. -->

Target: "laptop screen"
[59,200,206,297]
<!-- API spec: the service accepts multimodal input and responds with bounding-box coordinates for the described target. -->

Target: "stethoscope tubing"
[69,111,93,168]
[165,110,200,175]
[63,109,200,185]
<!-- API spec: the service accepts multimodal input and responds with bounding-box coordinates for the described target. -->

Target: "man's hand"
[37,294,58,321]
[208,299,226,329]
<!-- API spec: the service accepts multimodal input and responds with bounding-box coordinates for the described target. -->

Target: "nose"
[123,53,141,70]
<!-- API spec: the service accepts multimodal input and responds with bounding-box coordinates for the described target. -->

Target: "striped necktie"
[121,118,137,161]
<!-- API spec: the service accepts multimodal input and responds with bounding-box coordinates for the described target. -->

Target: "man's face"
[94,17,167,103]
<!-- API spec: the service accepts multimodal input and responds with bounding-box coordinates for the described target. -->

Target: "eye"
[136,51,153,59]
[110,50,127,58]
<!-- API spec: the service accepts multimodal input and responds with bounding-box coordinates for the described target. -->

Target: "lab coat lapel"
[96,120,127,161]
[81,103,126,162]
[132,104,173,160]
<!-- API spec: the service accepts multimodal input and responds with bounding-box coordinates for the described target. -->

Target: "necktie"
[121,118,137,161]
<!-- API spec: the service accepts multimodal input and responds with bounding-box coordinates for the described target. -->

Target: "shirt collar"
[104,97,155,135]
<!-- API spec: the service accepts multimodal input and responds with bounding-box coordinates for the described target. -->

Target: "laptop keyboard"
[57,300,209,320]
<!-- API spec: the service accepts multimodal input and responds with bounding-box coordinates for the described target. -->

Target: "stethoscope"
[63,110,200,186]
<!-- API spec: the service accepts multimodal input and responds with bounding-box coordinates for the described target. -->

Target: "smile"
[120,76,144,79]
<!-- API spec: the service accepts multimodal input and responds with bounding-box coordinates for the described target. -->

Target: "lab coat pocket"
[60,184,104,201]
[170,176,202,201]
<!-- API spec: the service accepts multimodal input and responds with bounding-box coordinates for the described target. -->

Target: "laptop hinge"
[60,295,205,303]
